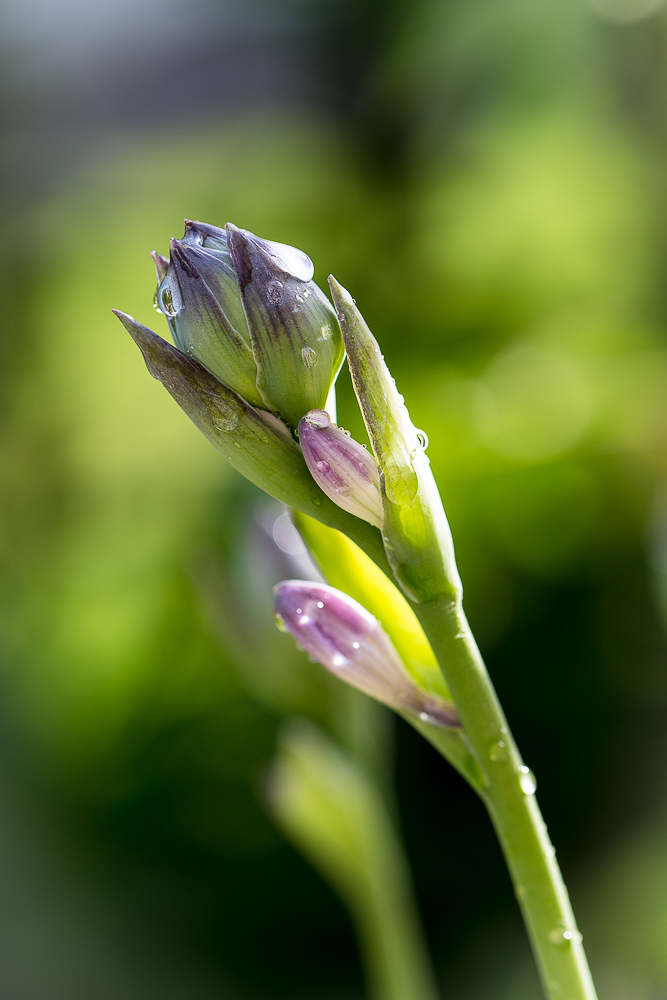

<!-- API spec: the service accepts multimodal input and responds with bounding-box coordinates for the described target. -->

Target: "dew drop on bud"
[302,346,318,368]
[316,460,331,474]
[274,613,287,632]
[266,280,284,305]
[160,286,178,317]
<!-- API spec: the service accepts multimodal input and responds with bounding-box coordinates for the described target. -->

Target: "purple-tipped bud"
[298,410,382,528]
[273,581,460,728]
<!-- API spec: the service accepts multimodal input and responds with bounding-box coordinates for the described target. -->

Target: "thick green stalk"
[415,598,597,1000]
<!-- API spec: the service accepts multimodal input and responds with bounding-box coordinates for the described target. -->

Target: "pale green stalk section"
[416,599,597,1000]
[270,719,440,1000]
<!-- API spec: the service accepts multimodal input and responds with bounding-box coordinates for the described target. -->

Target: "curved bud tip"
[273,581,460,727]
[223,224,344,427]
[298,410,382,528]
[226,223,314,286]
[151,250,169,284]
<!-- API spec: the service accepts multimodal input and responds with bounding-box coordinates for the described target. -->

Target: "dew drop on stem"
[518,765,537,795]
[212,411,239,433]
[489,739,508,762]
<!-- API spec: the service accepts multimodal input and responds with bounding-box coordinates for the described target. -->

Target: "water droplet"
[316,460,331,474]
[489,739,508,762]
[316,601,324,609]
[160,286,178,316]
[352,641,360,649]
[384,464,419,505]
[305,410,330,429]
[320,324,332,340]
[257,237,314,281]
[302,346,318,368]
[296,608,303,615]
[266,280,284,305]
[548,928,581,949]
[519,766,537,795]
[546,845,556,858]
[274,613,287,633]
[416,430,429,449]
[312,496,322,506]
[212,411,239,433]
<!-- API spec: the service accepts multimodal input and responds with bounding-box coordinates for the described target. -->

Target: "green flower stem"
[415,597,598,1000]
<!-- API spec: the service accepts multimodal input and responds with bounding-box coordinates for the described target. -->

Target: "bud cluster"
[152,220,345,428]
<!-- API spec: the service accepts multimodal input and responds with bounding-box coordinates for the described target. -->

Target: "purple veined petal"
[298,410,382,528]
[225,226,314,283]
[274,581,460,728]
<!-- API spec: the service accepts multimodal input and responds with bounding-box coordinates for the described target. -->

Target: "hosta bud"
[226,224,344,427]
[273,581,459,727]
[153,220,345,427]
[298,410,382,528]
[155,220,264,409]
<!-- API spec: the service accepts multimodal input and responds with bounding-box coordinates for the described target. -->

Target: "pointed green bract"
[113,310,388,571]
[328,277,461,605]
[227,225,345,427]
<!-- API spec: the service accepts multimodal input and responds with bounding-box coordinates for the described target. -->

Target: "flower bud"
[298,410,382,528]
[226,224,344,427]
[273,581,459,727]
[153,220,345,427]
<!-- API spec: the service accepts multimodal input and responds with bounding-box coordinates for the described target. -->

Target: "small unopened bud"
[298,410,382,528]
[273,581,459,727]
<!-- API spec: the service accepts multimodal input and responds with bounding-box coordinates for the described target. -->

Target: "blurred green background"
[2,0,667,996]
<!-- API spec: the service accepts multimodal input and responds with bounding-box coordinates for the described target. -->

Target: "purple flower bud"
[298,410,382,528]
[274,581,460,728]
